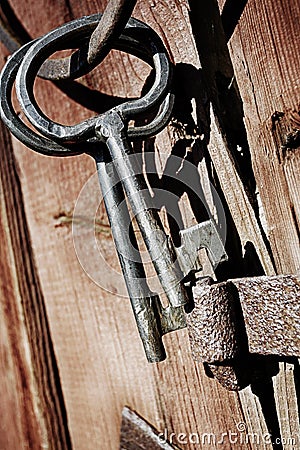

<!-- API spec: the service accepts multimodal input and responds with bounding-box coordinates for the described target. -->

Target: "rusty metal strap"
[120,406,178,449]
[186,275,300,390]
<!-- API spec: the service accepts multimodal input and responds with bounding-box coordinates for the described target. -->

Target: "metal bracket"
[187,274,300,390]
[120,406,179,449]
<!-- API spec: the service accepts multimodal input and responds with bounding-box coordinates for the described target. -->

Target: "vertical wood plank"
[0,118,71,449]
[1,0,299,449]
[226,0,300,273]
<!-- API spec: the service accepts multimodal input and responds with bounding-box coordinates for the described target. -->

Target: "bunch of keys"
[0,13,227,362]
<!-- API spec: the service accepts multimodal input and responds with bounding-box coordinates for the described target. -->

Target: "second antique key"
[0,13,227,361]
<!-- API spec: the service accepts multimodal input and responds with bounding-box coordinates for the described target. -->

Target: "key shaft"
[95,150,167,362]
[96,110,189,308]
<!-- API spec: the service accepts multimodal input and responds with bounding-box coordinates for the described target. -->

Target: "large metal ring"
[0,14,173,156]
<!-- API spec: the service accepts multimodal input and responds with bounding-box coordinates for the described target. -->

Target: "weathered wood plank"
[1,0,299,449]
[207,105,275,275]
[0,117,71,449]
[225,0,300,274]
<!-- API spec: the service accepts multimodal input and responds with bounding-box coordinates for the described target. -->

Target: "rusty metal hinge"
[186,274,300,390]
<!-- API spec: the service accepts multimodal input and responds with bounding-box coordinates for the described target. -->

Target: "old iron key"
[0,14,227,361]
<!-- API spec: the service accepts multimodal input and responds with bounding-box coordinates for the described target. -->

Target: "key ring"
[0,13,174,156]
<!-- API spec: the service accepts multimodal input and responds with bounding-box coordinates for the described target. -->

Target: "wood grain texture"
[0,0,299,449]
[0,117,71,449]
[207,105,275,275]
[219,0,300,447]
[1,1,250,449]
[225,0,300,274]
[0,173,44,450]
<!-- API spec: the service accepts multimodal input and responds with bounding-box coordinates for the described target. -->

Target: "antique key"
[0,14,227,362]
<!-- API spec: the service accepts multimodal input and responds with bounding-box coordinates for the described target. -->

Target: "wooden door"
[1,0,299,449]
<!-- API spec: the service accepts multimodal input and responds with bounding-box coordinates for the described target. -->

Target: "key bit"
[176,220,228,279]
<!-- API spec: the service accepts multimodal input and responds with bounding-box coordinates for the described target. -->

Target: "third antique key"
[0,13,227,362]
